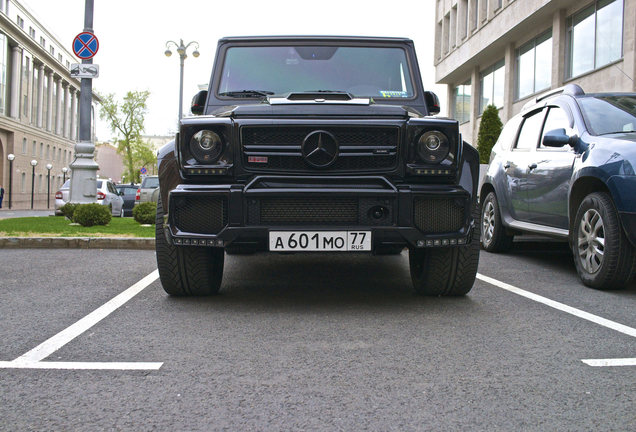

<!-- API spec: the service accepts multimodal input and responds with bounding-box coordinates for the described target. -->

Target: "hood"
[210,102,420,118]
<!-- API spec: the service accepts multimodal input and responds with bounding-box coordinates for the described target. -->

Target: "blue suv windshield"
[578,95,636,135]
[218,45,414,99]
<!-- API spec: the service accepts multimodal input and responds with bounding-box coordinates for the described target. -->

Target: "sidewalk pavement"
[0,208,154,249]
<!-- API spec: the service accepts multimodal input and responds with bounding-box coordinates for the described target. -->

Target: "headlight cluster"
[416,131,450,164]
[190,130,224,163]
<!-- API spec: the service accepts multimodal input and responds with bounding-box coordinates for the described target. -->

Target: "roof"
[218,35,413,44]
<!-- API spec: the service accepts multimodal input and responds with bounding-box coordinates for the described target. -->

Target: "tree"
[476,104,503,164]
[98,90,156,182]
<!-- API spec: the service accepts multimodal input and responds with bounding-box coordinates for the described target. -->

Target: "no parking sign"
[72,32,99,60]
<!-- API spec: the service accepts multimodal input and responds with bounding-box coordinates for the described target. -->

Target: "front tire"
[480,191,513,252]
[155,197,224,296]
[409,206,480,296]
[572,192,634,290]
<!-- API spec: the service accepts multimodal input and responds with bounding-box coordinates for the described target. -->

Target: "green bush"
[133,202,156,225]
[477,104,503,164]
[73,203,112,227]
[61,203,79,221]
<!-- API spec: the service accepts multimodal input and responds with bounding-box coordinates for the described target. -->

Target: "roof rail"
[522,84,585,110]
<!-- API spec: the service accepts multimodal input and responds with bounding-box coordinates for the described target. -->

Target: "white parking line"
[0,270,161,371]
[477,273,636,367]
[581,358,636,367]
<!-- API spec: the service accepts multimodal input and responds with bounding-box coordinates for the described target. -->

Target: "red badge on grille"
[248,156,268,163]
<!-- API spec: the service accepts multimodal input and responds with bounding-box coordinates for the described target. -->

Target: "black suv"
[155,36,480,296]
[481,84,636,290]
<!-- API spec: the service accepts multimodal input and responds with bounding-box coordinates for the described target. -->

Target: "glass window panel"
[493,64,505,108]
[534,35,552,92]
[595,0,623,68]
[517,44,535,99]
[578,95,636,135]
[570,6,595,77]
[481,71,493,112]
[515,110,545,150]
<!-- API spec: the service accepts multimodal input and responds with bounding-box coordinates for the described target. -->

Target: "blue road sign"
[140,167,147,174]
[72,32,99,60]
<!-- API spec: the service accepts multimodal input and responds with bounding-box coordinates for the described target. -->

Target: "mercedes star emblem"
[302,130,339,168]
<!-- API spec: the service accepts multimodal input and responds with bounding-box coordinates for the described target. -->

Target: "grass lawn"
[0,216,155,238]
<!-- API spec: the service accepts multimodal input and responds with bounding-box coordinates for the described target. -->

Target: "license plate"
[269,231,372,252]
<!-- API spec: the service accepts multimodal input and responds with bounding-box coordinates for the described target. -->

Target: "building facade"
[0,0,95,209]
[434,0,635,144]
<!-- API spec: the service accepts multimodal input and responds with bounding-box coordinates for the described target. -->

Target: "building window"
[454,80,471,124]
[29,26,35,38]
[567,0,623,78]
[480,60,505,113]
[22,137,27,154]
[58,54,62,63]
[516,31,552,100]
[460,0,469,39]
[472,0,479,31]
[21,172,26,193]
[450,6,457,48]
[32,140,36,156]
[46,144,50,159]
[16,15,23,28]
[443,13,450,54]
[38,174,42,193]
[40,36,45,47]
[50,46,55,56]
[39,142,43,158]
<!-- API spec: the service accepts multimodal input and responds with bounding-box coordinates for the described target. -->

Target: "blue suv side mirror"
[543,128,577,147]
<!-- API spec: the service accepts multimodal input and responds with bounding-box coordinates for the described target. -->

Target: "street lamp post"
[46,163,53,209]
[164,39,200,121]
[7,153,14,209]
[62,166,68,183]
[30,159,37,209]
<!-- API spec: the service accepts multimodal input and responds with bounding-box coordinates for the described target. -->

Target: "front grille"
[242,126,399,172]
[414,198,465,233]
[173,196,227,234]
[260,197,358,225]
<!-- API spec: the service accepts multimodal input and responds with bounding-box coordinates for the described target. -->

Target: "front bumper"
[161,176,476,252]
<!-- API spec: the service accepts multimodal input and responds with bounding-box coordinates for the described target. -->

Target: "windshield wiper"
[219,90,274,98]
[598,130,636,135]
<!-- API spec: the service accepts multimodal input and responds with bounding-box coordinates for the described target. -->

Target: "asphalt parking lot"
[1,243,634,431]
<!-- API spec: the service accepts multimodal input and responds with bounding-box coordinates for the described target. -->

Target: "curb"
[0,237,155,250]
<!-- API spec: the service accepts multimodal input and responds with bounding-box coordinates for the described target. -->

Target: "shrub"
[477,104,503,164]
[61,202,79,221]
[133,202,156,225]
[73,203,112,227]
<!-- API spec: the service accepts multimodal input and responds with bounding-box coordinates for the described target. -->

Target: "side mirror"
[191,90,208,115]
[424,91,440,115]
[543,128,577,147]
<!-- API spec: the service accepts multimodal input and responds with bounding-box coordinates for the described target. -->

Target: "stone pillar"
[552,9,566,89]
[70,88,77,141]
[25,55,32,123]
[503,42,515,123]
[470,65,481,144]
[56,78,63,135]
[37,64,44,128]
[63,83,70,138]
[46,71,54,131]
[10,45,21,119]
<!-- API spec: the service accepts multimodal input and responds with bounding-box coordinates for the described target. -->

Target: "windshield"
[218,45,415,99]
[141,177,159,188]
[578,95,636,135]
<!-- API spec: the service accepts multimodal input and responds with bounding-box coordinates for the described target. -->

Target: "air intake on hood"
[268,92,371,105]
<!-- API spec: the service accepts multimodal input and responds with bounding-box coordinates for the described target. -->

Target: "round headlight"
[416,131,449,164]
[190,130,223,163]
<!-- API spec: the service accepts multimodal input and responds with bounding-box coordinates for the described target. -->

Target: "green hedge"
[133,202,156,225]
[60,203,79,221]
[477,104,503,164]
[73,203,112,227]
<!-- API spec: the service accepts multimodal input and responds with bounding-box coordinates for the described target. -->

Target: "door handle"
[528,163,537,170]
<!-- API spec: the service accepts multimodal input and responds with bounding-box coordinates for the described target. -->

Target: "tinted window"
[118,188,137,196]
[218,46,414,99]
[96,180,103,188]
[578,95,636,135]
[540,106,572,149]
[515,110,545,150]
[496,115,523,151]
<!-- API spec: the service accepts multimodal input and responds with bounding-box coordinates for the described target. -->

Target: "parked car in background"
[135,175,159,205]
[480,84,636,290]
[54,178,125,217]
[115,183,139,217]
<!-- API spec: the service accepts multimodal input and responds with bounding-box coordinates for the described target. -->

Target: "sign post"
[69,0,99,204]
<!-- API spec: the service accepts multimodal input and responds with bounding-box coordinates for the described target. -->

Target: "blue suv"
[480,84,636,290]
